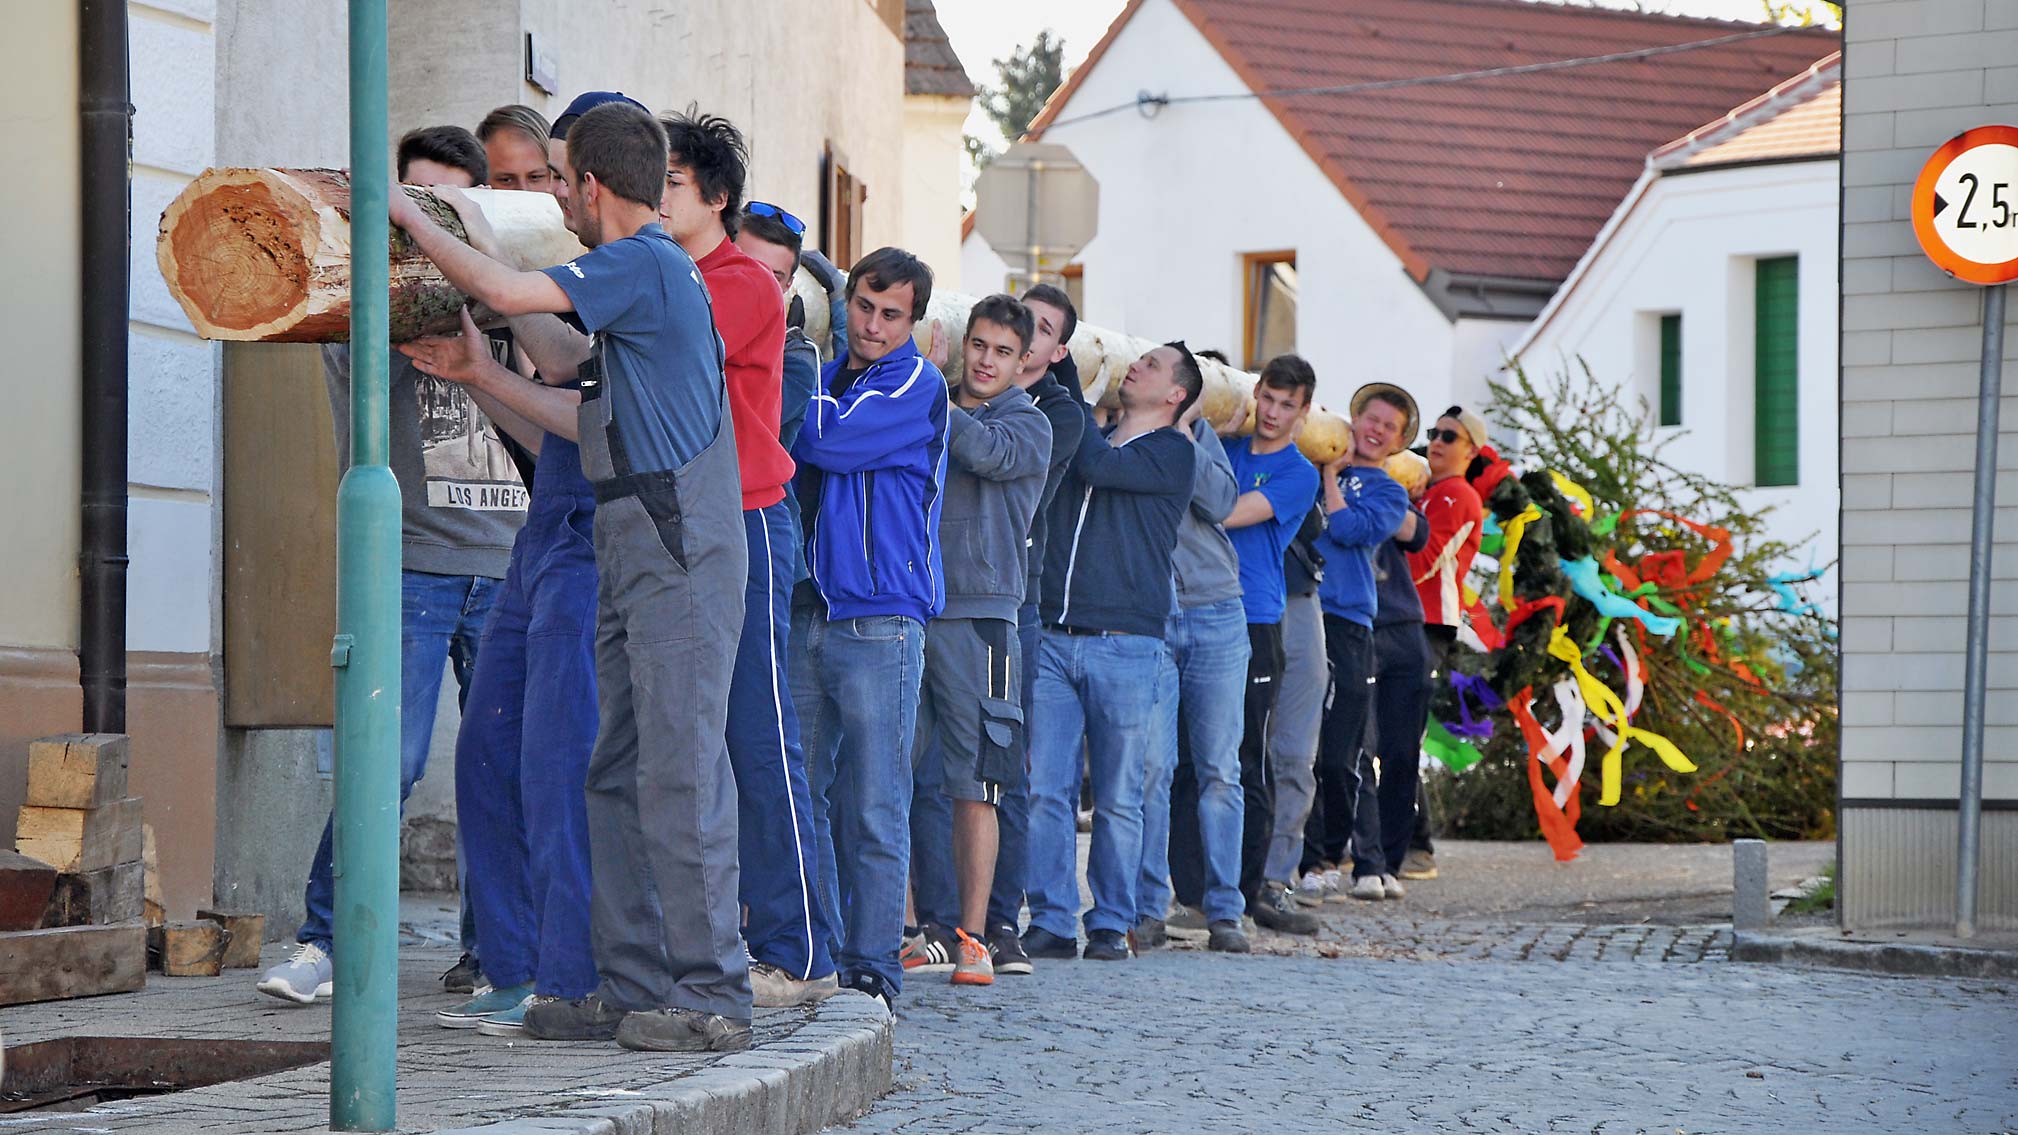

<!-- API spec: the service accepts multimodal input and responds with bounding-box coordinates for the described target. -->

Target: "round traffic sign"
[1912,125,2018,285]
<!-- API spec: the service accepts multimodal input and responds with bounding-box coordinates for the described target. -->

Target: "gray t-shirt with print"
[322,345,526,579]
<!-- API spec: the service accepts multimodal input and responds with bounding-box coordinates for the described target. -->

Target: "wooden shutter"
[1659,313,1682,427]
[1754,257,1799,487]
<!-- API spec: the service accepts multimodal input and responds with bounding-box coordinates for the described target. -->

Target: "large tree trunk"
[163,167,1355,461]
[156,168,582,342]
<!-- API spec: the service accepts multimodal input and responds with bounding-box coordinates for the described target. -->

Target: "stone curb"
[428,992,895,1135]
[1732,929,2018,981]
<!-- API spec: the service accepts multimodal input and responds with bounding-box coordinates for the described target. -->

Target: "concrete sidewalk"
[0,939,890,1134]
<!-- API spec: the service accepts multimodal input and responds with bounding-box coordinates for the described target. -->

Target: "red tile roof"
[1657,52,1841,170]
[1029,0,1836,286]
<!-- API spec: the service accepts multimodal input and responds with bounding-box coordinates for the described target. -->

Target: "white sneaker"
[256,942,333,1004]
[1348,875,1387,901]
[1322,868,1348,903]
[1295,871,1330,907]
[1380,873,1406,900]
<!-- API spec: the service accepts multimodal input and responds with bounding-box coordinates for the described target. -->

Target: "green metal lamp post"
[331,0,400,1128]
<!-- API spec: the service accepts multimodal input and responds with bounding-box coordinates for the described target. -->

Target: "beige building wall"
[902,94,970,290]
[0,0,84,857]
[391,1,908,256]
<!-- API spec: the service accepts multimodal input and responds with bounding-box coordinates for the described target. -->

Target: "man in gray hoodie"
[907,295,1053,987]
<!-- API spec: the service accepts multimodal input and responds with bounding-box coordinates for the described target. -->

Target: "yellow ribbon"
[1497,504,1544,610]
[1547,625,1696,805]
[1551,471,1595,519]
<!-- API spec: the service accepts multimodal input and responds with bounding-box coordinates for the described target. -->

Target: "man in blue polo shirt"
[1220,355,1322,928]
[391,99,751,1054]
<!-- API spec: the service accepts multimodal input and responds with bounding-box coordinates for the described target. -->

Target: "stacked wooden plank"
[17,734,145,926]
[0,734,147,1005]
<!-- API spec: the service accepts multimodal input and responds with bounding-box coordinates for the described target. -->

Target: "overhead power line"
[1037,24,1810,134]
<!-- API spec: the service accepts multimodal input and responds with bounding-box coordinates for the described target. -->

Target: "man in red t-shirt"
[1401,405,1486,879]
[1407,406,1487,663]
[658,111,837,1008]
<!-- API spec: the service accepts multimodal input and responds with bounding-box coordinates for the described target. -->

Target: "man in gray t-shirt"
[258,127,526,1006]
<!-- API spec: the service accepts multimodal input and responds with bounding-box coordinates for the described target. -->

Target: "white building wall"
[902,95,971,291]
[1515,160,1842,613]
[1036,0,1456,415]
[960,228,1014,299]
[128,0,221,656]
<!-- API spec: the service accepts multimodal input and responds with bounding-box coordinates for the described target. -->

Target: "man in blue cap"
[392,94,753,1053]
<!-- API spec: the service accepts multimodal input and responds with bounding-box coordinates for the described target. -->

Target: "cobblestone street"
[835,841,2012,1134]
[842,942,2016,1134]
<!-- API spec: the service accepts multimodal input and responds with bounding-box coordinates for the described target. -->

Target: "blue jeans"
[1142,598,1249,925]
[299,569,499,949]
[793,607,924,995]
[1026,629,1165,939]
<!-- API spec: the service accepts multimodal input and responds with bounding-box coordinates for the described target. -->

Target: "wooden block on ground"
[147,920,227,977]
[43,861,144,928]
[15,797,143,874]
[25,734,130,809]
[0,923,147,1005]
[196,909,266,968]
[0,851,58,932]
[142,823,163,926]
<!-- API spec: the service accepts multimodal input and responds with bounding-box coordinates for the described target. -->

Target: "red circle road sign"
[1912,125,2018,286]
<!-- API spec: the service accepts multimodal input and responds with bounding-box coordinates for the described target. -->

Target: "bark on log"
[164,166,1355,462]
[156,168,583,342]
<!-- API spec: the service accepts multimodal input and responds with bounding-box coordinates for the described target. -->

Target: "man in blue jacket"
[1303,383,1417,901]
[1024,343,1201,963]
[790,246,949,1007]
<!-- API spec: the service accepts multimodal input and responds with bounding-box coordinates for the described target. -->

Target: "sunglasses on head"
[1427,427,1467,445]
[746,200,807,236]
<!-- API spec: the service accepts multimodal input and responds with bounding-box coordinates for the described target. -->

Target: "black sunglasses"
[746,200,807,236]
[1427,427,1467,445]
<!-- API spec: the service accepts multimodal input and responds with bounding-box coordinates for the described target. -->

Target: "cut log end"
[158,169,345,342]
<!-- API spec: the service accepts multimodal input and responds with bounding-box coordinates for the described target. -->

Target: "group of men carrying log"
[251,89,1488,1053]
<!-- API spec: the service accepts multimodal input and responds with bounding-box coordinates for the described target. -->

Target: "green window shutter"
[1754,257,1799,487]
[1659,314,1682,426]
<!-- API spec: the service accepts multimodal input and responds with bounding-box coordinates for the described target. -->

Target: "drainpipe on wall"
[79,0,132,735]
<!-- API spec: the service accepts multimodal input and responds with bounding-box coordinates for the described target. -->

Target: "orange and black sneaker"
[951,928,994,986]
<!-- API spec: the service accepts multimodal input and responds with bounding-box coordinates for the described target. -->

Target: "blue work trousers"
[1026,629,1164,940]
[453,440,599,998]
[1143,597,1250,926]
[729,504,836,981]
[298,569,497,949]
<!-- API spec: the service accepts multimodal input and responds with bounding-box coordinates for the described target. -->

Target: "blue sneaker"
[476,993,558,1037]
[435,981,532,1029]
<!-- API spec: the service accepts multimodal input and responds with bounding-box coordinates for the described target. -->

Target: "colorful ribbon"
[1561,556,1682,636]
[1448,672,1504,739]
[1546,625,1696,806]
[1424,719,1484,773]
[1496,504,1545,610]
[1510,686,1584,862]
[1551,471,1595,519]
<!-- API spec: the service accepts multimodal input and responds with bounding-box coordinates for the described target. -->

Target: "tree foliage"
[964,30,1067,170]
[1427,362,1839,844]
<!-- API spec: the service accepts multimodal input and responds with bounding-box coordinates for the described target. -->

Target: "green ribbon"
[1425,719,1484,772]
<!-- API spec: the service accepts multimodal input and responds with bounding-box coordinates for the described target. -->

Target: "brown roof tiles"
[1030,0,1836,285]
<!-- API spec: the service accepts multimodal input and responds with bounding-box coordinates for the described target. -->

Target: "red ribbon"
[1510,686,1584,862]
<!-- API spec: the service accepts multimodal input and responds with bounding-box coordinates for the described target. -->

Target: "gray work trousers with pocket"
[577,371,750,1020]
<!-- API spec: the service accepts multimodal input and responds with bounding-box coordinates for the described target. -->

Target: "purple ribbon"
[1600,646,1623,672]
[1448,672,1502,739]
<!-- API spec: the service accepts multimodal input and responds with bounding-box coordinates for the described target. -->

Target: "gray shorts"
[914,616,1023,804]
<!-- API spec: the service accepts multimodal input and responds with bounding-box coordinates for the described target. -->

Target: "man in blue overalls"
[393,99,751,1052]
